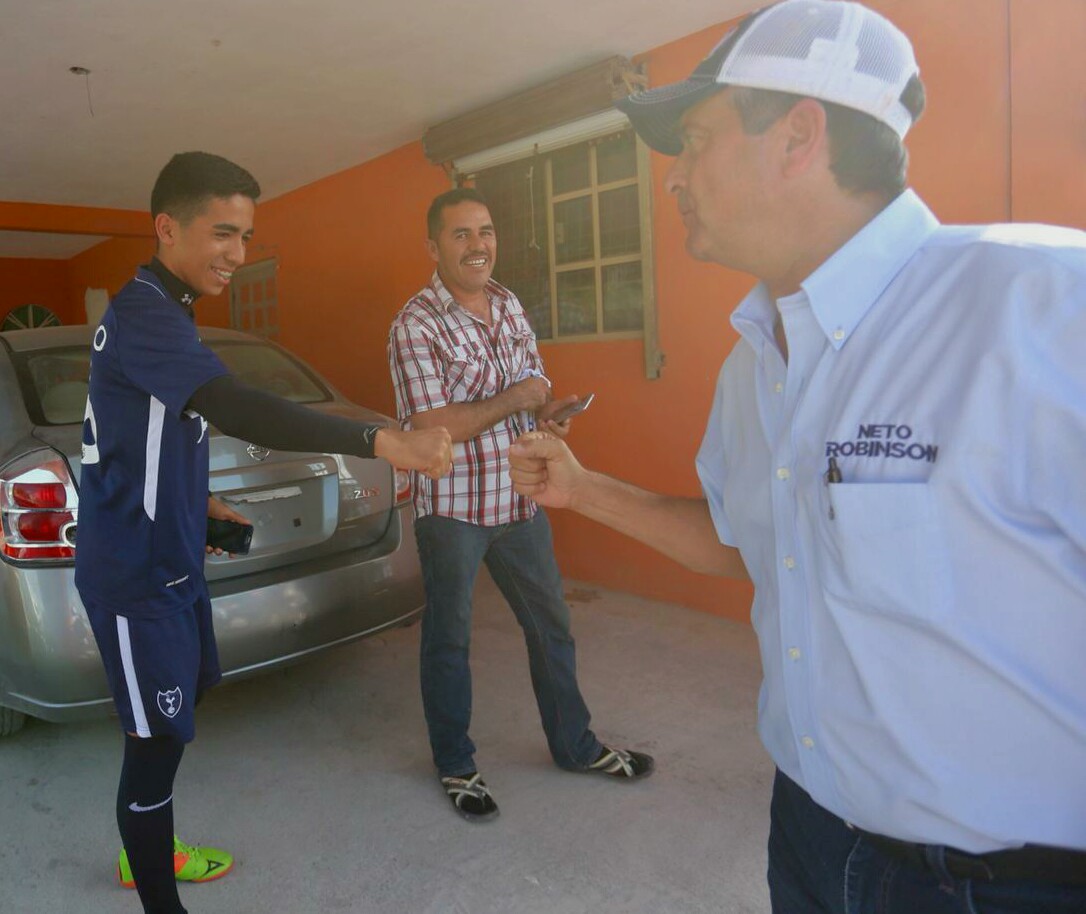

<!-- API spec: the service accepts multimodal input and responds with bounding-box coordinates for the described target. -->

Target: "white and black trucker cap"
[616,0,920,155]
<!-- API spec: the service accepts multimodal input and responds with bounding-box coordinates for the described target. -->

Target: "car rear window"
[15,340,331,426]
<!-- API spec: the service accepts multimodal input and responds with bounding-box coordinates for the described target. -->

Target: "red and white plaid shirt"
[388,271,546,525]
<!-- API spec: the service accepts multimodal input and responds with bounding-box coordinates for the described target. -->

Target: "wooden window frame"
[543,133,649,344]
[455,118,661,378]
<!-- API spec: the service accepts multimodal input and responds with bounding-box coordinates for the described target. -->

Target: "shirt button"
[801,736,815,749]
[788,647,801,661]
[776,467,791,481]
[783,556,796,570]
[833,329,845,341]
[774,382,783,394]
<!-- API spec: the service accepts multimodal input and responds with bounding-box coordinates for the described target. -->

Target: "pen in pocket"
[824,457,842,519]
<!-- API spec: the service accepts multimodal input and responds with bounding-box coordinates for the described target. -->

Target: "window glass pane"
[550,144,590,194]
[556,269,597,336]
[596,132,637,184]
[21,348,90,425]
[475,161,551,339]
[210,342,328,402]
[598,185,641,258]
[522,293,553,340]
[553,196,594,265]
[16,338,332,426]
[602,262,644,332]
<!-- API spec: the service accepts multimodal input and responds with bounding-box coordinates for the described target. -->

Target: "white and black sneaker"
[440,772,500,822]
[589,746,655,780]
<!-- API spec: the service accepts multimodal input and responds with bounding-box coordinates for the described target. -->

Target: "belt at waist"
[852,827,1086,886]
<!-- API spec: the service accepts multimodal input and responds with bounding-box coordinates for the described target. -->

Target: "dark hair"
[427,187,490,240]
[730,76,926,198]
[150,151,261,224]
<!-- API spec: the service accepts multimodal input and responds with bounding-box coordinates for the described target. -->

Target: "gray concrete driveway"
[0,575,771,913]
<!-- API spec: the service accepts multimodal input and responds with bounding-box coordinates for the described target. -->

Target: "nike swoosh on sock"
[127,794,173,813]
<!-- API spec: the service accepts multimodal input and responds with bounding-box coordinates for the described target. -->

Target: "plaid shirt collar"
[429,270,514,319]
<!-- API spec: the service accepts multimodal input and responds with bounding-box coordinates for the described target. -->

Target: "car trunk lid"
[31,406,398,581]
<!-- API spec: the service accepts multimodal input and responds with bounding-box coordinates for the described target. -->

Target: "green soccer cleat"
[117,835,234,888]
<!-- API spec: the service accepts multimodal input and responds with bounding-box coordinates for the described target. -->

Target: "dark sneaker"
[589,746,655,780]
[440,772,500,822]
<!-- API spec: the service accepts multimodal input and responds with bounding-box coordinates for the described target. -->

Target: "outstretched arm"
[189,375,451,478]
[509,434,748,580]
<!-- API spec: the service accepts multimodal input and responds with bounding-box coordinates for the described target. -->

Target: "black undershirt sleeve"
[188,374,382,458]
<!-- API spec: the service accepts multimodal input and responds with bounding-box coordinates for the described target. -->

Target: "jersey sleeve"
[114,297,229,417]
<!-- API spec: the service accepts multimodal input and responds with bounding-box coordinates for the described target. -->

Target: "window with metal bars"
[471,129,654,346]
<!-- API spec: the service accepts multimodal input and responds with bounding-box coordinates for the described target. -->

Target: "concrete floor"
[0,575,772,914]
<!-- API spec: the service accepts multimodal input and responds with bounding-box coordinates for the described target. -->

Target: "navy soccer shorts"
[84,592,222,743]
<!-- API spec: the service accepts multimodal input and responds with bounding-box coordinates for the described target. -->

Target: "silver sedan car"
[0,325,424,737]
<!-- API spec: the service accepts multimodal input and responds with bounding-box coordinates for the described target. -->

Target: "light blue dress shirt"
[696,190,1086,853]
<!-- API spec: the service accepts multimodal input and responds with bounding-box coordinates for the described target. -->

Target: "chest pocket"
[490,327,533,380]
[444,342,493,403]
[817,482,951,624]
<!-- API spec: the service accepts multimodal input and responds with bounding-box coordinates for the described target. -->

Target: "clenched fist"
[508,431,585,509]
[375,427,453,479]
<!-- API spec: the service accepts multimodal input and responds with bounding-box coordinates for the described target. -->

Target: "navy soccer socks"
[116,734,186,914]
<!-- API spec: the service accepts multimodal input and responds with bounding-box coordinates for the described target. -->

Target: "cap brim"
[614,77,722,156]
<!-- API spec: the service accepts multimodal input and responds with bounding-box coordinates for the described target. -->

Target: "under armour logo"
[180,293,194,306]
[157,687,183,718]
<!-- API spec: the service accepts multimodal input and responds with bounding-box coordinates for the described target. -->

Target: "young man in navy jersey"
[75,151,451,914]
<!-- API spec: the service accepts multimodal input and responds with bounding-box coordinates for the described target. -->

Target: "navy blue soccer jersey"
[74,267,229,616]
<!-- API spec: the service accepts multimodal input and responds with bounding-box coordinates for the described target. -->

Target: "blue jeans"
[415,511,602,778]
[768,769,1086,914]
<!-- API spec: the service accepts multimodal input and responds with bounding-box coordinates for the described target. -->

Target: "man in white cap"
[509,2,1086,911]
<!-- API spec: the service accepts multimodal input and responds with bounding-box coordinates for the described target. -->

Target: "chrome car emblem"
[347,487,380,500]
[246,444,271,462]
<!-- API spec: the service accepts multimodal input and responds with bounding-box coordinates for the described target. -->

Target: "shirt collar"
[429,270,513,316]
[732,190,940,352]
[144,257,201,319]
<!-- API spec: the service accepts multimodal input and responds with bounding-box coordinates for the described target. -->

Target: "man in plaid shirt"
[388,188,654,821]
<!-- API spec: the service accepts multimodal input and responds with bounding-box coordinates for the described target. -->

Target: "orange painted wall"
[1009,0,1086,229]
[3,235,227,329]
[0,202,156,325]
[64,236,157,322]
[1,0,1080,624]
[0,258,76,325]
[63,234,236,328]
[244,142,449,411]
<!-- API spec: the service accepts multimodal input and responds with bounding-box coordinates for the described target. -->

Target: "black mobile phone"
[206,518,254,555]
[549,393,595,424]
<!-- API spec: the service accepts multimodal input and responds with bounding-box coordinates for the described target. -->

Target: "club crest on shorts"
[157,687,183,719]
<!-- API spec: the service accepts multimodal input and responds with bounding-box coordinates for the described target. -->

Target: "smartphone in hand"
[207,517,254,555]
[548,393,595,424]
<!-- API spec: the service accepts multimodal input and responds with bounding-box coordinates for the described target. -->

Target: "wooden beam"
[423,57,645,165]
[0,202,153,238]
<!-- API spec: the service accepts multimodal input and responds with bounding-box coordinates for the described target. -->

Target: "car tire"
[0,706,27,737]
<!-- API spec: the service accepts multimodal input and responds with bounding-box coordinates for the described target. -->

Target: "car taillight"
[1,449,78,563]
[394,469,411,505]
